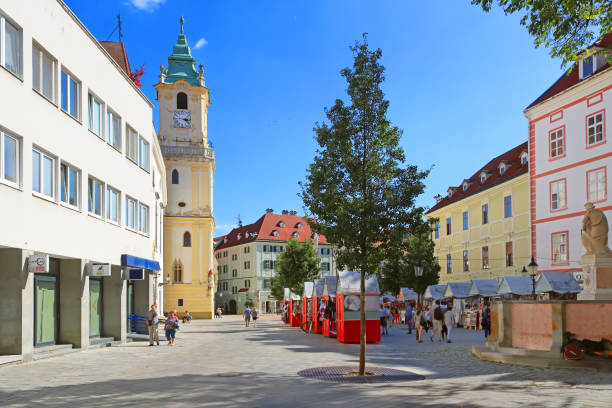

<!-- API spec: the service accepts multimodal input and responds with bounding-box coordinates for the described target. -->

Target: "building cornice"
[55,0,154,108]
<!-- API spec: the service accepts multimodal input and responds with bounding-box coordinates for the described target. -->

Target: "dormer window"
[271,230,279,237]
[520,151,528,167]
[295,222,303,229]
[277,221,285,228]
[479,171,489,184]
[580,54,608,80]
[461,180,471,192]
[237,233,242,240]
[447,187,458,197]
[292,232,299,238]
[498,162,507,176]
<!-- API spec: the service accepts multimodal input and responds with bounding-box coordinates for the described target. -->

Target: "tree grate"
[297,366,425,383]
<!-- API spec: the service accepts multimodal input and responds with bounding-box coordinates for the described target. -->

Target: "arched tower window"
[172,169,179,184]
[173,260,183,282]
[183,231,191,247]
[176,92,188,110]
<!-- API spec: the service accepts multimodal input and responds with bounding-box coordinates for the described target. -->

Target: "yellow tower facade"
[156,18,216,318]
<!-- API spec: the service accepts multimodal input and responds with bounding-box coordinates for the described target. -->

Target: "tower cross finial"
[180,16,184,34]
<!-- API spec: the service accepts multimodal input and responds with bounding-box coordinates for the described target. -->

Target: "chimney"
[281,210,289,215]
[265,208,273,214]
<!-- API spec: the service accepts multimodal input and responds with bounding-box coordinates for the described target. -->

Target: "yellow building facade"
[157,19,216,318]
[427,142,531,284]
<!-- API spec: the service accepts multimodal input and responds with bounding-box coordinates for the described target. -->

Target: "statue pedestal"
[578,254,612,300]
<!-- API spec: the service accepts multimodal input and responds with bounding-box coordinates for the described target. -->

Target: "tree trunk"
[359,269,366,376]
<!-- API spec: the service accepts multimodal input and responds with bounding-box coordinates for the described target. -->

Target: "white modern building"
[0,0,166,361]
[214,209,335,314]
[525,34,611,275]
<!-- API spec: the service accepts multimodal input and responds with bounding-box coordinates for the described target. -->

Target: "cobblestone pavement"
[1,315,611,407]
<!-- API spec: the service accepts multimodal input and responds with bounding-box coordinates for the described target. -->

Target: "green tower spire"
[163,16,201,87]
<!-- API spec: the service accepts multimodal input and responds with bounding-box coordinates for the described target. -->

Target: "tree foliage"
[300,34,429,375]
[378,219,440,297]
[471,0,612,68]
[270,238,321,301]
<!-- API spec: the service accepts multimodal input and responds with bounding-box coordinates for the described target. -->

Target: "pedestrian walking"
[145,304,160,346]
[252,307,259,327]
[431,300,444,342]
[244,305,252,327]
[393,306,400,326]
[405,302,414,334]
[444,305,456,343]
[482,303,491,339]
[415,305,425,343]
[380,304,390,336]
[164,310,179,346]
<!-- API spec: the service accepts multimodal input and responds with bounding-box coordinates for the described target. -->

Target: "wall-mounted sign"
[125,269,145,280]
[86,262,111,277]
[28,253,49,273]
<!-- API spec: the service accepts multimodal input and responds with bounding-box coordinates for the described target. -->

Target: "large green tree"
[270,238,321,301]
[378,220,440,298]
[300,35,429,376]
[471,1,611,67]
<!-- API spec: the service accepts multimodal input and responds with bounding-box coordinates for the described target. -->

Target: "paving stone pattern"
[0,315,611,407]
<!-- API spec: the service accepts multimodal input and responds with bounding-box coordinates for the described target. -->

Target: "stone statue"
[160,64,165,74]
[581,202,612,256]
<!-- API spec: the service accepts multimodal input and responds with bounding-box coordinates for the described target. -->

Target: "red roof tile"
[426,142,528,214]
[526,33,612,110]
[214,213,328,250]
[99,41,131,75]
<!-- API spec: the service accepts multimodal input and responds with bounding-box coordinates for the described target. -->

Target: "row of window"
[434,197,512,238]
[445,242,514,274]
[0,15,151,173]
[0,131,150,233]
[550,168,607,211]
[548,111,605,160]
[219,280,259,293]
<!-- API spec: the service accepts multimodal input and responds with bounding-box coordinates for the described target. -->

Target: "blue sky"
[66,0,562,236]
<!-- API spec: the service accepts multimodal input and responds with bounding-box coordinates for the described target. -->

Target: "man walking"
[431,300,444,342]
[244,305,252,327]
[444,305,456,343]
[482,303,491,339]
[145,304,160,346]
[405,302,414,334]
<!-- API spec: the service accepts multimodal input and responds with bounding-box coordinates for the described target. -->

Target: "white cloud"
[128,0,166,12]
[194,38,208,50]
[214,224,237,236]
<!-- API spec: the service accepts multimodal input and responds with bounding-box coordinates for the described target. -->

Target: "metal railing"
[161,145,214,160]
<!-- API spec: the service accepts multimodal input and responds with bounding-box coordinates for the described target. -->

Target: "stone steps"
[32,344,77,361]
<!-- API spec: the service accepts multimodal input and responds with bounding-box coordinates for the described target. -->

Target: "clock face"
[173,110,192,128]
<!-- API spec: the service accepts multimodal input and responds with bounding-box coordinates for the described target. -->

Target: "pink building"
[524,34,612,275]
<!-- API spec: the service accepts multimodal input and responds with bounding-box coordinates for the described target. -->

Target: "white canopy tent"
[322,275,338,297]
[535,272,582,294]
[303,282,314,298]
[337,271,380,294]
[497,276,534,296]
[424,284,447,300]
[314,278,325,297]
[444,282,471,299]
[468,279,499,297]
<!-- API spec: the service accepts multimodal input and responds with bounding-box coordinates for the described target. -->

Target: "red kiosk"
[311,278,325,334]
[289,292,302,327]
[335,271,381,343]
[301,282,314,331]
[321,275,338,338]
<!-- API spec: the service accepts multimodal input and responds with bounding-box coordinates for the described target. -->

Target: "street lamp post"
[521,256,539,300]
[414,261,423,304]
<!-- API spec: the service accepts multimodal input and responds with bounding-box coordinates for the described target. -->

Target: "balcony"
[161,144,214,160]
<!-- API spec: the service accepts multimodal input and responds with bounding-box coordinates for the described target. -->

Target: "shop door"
[34,275,58,346]
[89,279,102,338]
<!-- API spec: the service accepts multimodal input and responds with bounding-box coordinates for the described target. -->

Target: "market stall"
[336,271,381,343]
[497,276,534,299]
[424,284,447,302]
[399,288,418,302]
[321,275,338,338]
[444,282,474,328]
[302,281,314,331]
[290,292,302,327]
[535,272,582,300]
[312,278,325,334]
[468,279,499,298]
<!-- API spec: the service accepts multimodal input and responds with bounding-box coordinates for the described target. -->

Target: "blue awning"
[121,254,160,271]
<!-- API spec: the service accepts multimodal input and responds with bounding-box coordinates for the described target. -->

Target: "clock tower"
[156,17,216,318]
